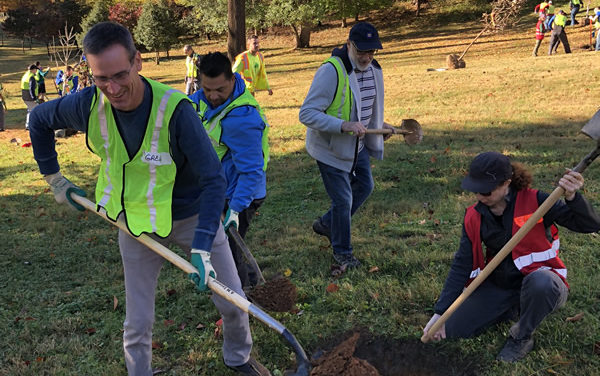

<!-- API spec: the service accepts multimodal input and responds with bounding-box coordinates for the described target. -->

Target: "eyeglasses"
[351,41,377,57]
[92,62,134,86]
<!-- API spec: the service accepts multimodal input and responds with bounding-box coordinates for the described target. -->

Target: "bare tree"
[50,23,81,69]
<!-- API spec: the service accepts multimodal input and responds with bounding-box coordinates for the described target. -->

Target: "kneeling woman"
[424,152,600,362]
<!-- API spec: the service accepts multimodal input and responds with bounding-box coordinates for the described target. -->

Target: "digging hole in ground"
[310,330,484,376]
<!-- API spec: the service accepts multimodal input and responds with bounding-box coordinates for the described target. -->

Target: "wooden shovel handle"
[364,128,413,135]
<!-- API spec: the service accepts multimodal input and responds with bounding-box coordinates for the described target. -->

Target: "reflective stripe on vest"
[186,54,198,78]
[197,88,270,170]
[513,239,560,270]
[21,71,38,96]
[86,78,186,237]
[555,14,567,27]
[324,56,352,121]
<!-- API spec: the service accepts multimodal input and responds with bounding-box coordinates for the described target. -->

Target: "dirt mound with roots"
[446,54,466,69]
[248,277,297,312]
[311,331,483,376]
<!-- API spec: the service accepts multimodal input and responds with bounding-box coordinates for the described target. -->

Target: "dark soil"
[248,277,297,312]
[312,331,483,376]
[446,54,466,69]
[310,333,379,376]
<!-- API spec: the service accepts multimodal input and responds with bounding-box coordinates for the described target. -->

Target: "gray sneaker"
[312,218,331,242]
[496,336,534,362]
[226,357,271,376]
[333,253,361,269]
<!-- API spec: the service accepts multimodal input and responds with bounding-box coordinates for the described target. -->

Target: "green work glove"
[189,249,216,291]
[44,172,87,211]
[223,208,239,231]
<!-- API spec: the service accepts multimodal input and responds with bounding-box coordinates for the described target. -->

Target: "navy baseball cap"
[461,152,513,193]
[349,22,383,51]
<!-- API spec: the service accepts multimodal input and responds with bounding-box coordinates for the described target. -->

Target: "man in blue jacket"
[29,22,269,376]
[190,52,269,289]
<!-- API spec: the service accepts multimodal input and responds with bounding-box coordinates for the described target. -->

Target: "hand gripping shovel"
[364,118,424,145]
[421,111,600,343]
[71,195,311,376]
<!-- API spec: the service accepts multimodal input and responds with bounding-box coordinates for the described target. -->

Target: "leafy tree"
[2,6,35,51]
[265,0,323,48]
[78,0,111,45]
[134,0,179,64]
[178,0,228,39]
[108,1,142,32]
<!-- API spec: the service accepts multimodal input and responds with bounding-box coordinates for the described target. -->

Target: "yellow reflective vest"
[21,71,39,97]
[87,78,188,237]
[323,56,353,121]
[185,53,199,78]
[197,88,270,170]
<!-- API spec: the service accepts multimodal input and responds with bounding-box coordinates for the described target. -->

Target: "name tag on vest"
[142,152,173,166]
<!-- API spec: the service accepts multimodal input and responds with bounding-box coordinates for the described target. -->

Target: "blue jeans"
[571,6,580,26]
[316,147,374,256]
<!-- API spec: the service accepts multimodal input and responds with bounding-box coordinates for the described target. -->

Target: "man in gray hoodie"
[299,22,394,268]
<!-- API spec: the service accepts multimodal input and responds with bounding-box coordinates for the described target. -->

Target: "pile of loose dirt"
[248,277,297,312]
[310,333,379,376]
[446,54,466,69]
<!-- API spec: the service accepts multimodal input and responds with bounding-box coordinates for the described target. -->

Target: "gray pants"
[445,269,568,340]
[185,77,200,95]
[23,100,38,129]
[119,216,252,376]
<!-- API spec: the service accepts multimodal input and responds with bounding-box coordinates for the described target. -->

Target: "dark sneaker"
[312,218,331,242]
[333,253,361,269]
[496,336,534,362]
[226,357,271,376]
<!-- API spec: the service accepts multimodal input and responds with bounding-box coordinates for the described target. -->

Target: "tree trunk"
[342,17,347,28]
[155,50,160,65]
[416,0,421,16]
[294,24,312,48]
[227,0,246,62]
[354,13,359,22]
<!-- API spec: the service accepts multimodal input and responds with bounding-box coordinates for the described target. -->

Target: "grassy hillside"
[1,2,600,375]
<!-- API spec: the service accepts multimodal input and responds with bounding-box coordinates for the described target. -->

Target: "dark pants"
[226,198,265,288]
[445,269,568,340]
[316,147,374,256]
[548,26,571,54]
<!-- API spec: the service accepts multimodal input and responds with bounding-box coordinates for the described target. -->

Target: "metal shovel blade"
[581,109,600,140]
[401,119,423,145]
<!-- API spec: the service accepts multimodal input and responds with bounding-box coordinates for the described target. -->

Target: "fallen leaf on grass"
[113,296,118,311]
[152,341,162,349]
[196,323,205,330]
[594,341,600,355]
[178,322,186,331]
[35,207,46,217]
[85,328,96,335]
[214,318,223,338]
[566,312,584,322]
[368,266,379,273]
[163,319,175,327]
[418,219,426,225]
[283,268,292,277]
[36,357,44,362]
[326,283,339,293]
[166,289,176,296]
[546,369,558,374]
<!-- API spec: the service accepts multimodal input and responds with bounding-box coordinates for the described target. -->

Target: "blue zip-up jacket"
[189,73,267,213]
[29,77,226,251]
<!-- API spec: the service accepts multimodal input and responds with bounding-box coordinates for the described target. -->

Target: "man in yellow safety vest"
[183,44,201,95]
[232,36,272,96]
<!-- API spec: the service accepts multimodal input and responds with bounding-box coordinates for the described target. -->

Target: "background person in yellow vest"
[28,22,270,376]
[544,0,555,29]
[232,36,272,96]
[62,66,79,96]
[589,7,600,50]
[183,44,201,95]
[21,64,39,130]
[299,22,395,270]
[189,52,270,290]
[548,10,571,54]
[570,0,583,26]
[423,152,600,362]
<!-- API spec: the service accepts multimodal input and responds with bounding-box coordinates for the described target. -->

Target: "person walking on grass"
[424,152,600,362]
[189,52,270,289]
[0,79,7,132]
[28,21,270,376]
[35,61,50,102]
[21,64,39,130]
[232,35,273,96]
[299,22,395,269]
[183,44,201,95]
[533,14,547,56]
[570,0,583,26]
[548,10,571,54]
[589,7,600,50]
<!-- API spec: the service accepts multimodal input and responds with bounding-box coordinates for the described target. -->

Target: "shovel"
[421,110,600,343]
[364,118,423,145]
[71,195,311,376]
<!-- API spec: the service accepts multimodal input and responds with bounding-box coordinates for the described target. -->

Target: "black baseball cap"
[29,64,38,70]
[349,22,383,51]
[461,152,513,193]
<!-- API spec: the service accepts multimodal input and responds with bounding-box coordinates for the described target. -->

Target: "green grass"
[2,3,600,375]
